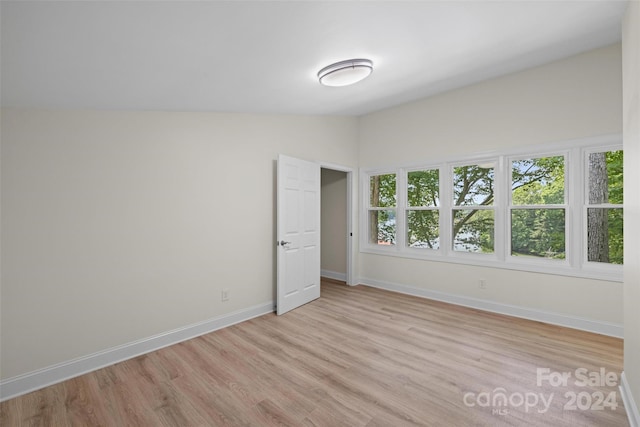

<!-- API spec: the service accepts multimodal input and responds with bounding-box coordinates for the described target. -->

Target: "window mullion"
[495,155,507,262]
[568,147,582,268]
[396,169,407,250]
[440,166,452,256]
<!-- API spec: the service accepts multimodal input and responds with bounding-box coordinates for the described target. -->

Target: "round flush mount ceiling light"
[318,58,373,87]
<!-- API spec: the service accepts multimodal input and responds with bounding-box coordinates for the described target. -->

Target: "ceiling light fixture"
[318,58,373,87]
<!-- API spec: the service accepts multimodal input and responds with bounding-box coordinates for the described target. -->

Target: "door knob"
[279,240,291,246]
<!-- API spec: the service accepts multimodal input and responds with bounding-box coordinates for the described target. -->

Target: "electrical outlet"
[479,279,486,289]
[221,289,229,301]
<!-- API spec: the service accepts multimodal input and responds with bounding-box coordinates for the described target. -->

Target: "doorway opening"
[320,166,353,286]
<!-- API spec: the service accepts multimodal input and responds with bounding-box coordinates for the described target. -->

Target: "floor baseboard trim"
[0,301,274,402]
[360,277,623,338]
[621,372,640,427]
[321,269,347,282]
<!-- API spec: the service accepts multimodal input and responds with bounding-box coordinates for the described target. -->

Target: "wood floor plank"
[0,280,628,426]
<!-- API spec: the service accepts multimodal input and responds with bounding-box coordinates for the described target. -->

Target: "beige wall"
[358,44,624,325]
[0,109,358,379]
[623,0,640,416]
[321,169,347,276]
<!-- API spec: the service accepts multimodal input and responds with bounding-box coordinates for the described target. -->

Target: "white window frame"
[360,134,623,282]
[405,166,442,253]
[506,150,570,268]
[449,160,499,260]
[581,145,624,276]
[366,171,398,247]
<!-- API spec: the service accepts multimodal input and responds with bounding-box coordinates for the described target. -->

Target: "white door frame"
[319,162,356,286]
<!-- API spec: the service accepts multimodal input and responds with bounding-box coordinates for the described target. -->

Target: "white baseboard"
[621,372,640,427]
[360,277,623,338]
[321,269,347,282]
[0,301,274,402]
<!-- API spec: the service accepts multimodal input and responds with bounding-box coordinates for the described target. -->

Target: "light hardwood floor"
[1,279,628,426]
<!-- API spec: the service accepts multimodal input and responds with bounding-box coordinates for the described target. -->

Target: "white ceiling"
[0,1,628,116]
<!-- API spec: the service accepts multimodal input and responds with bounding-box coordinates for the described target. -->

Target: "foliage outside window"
[361,139,623,281]
[586,150,623,264]
[452,165,495,253]
[510,156,566,260]
[369,174,396,245]
[407,170,440,249]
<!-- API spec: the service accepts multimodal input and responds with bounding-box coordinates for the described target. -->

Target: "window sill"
[359,246,623,283]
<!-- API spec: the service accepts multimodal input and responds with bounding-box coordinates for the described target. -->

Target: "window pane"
[587,208,623,264]
[453,209,494,253]
[408,170,439,207]
[369,210,396,245]
[511,209,565,259]
[407,210,439,249]
[370,174,396,207]
[453,165,494,206]
[588,151,623,204]
[512,156,564,205]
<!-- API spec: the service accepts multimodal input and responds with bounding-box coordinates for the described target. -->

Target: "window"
[452,164,495,253]
[585,149,623,264]
[368,173,396,245]
[361,136,623,281]
[510,155,566,260]
[407,169,440,249]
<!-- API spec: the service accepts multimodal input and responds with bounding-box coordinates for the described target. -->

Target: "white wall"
[623,0,640,421]
[0,109,358,380]
[358,44,623,327]
[321,169,347,278]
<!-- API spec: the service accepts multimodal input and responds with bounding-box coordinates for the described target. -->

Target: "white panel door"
[277,154,321,315]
